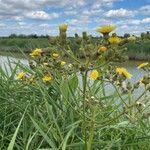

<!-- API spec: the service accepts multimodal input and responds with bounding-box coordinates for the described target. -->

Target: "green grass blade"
[30,116,57,149]
[7,111,26,150]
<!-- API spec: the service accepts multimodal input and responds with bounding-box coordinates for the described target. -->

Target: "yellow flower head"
[42,74,52,82]
[116,67,132,79]
[98,46,107,53]
[59,24,68,32]
[108,36,121,45]
[52,53,59,59]
[60,61,66,66]
[30,48,42,58]
[90,70,99,80]
[96,25,116,34]
[16,72,26,80]
[137,62,148,69]
[127,36,136,42]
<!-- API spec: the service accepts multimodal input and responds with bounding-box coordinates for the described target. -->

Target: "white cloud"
[106,8,135,18]
[0,0,84,21]
[141,18,150,24]
[25,11,60,20]
[140,5,150,16]
[17,22,26,26]
[66,15,90,27]
[39,24,50,27]
[91,0,122,9]
[0,23,6,28]
[64,10,77,15]
[82,9,103,16]
[128,19,141,25]
[0,0,149,36]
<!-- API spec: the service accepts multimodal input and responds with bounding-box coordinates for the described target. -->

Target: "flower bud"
[59,24,68,32]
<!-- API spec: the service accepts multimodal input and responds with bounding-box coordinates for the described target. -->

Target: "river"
[0,51,29,73]
[0,51,146,82]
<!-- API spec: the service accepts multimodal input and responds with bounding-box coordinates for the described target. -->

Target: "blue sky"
[0,0,150,36]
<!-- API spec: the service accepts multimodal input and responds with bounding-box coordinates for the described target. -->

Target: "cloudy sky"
[0,0,150,36]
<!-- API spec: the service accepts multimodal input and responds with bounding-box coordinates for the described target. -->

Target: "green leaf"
[62,121,79,150]
[68,75,78,92]
[60,80,69,101]
[30,116,57,149]
[7,111,26,150]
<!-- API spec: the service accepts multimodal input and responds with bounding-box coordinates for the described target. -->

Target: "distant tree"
[9,34,17,38]
[75,33,79,38]
[28,34,38,38]
[141,32,145,40]
[146,31,150,39]
[45,34,49,38]
[18,34,26,38]
[124,33,130,38]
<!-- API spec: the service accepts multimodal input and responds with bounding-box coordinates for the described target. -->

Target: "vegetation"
[0,24,150,149]
[0,37,49,52]
[0,30,150,60]
[124,39,150,60]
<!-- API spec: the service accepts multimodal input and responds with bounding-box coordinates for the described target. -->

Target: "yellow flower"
[16,72,26,80]
[108,37,121,45]
[42,74,52,82]
[98,46,107,53]
[52,53,59,59]
[90,70,99,80]
[60,61,66,66]
[96,25,116,34]
[127,36,136,42]
[116,68,123,75]
[137,62,148,69]
[59,24,68,32]
[116,67,132,79]
[30,48,42,58]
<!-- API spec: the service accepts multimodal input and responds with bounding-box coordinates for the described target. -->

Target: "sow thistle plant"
[14,24,150,149]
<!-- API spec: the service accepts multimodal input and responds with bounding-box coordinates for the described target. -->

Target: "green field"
[0,37,150,60]
[0,38,49,52]
[125,39,150,60]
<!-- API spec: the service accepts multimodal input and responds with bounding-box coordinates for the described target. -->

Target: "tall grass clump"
[0,24,150,149]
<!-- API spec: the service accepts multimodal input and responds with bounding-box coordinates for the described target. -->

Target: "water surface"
[0,51,146,82]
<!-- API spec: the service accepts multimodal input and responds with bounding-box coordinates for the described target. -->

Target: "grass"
[125,39,150,60]
[0,38,49,52]
[0,59,149,149]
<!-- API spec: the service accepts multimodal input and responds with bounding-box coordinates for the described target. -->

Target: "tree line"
[0,31,150,39]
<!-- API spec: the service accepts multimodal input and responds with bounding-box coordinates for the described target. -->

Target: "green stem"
[101,80,106,97]
[87,108,95,150]
[82,70,88,149]
[128,91,132,116]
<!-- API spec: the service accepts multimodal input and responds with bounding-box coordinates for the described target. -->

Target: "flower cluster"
[16,24,150,95]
